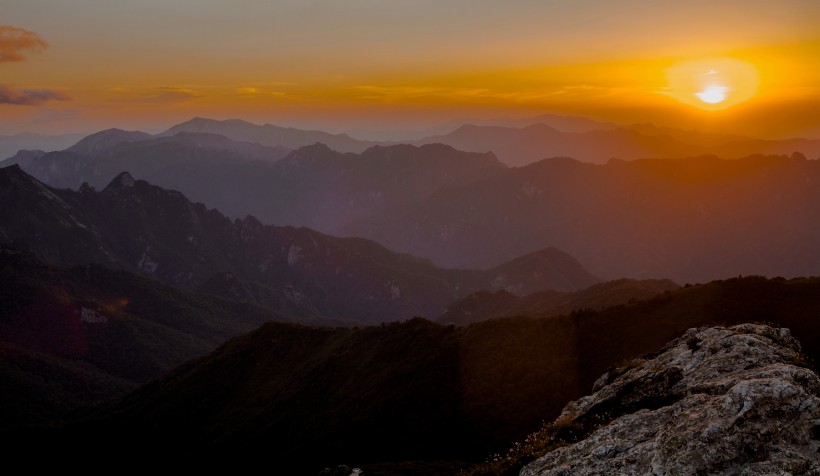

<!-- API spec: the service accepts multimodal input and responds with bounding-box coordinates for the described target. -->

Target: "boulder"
[521,324,820,475]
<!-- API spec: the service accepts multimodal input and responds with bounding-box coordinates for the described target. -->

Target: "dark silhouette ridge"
[439,278,680,325]
[6,275,818,472]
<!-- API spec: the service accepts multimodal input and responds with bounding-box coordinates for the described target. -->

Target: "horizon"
[2,1,819,140]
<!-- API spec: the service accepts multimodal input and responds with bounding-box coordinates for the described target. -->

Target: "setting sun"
[695,84,729,104]
[664,58,759,111]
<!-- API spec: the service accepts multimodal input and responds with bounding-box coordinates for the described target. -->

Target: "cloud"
[0,84,70,105]
[109,86,203,103]
[237,86,291,99]
[149,87,202,103]
[0,25,48,63]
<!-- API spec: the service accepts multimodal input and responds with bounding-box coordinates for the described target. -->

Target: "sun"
[695,85,729,104]
[663,58,759,111]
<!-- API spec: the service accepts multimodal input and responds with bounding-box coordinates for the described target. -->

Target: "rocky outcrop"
[521,324,820,475]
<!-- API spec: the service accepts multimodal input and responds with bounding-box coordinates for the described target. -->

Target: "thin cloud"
[237,87,290,98]
[0,25,48,63]
[0,84,70,105]
[150,87,201,103]
[109,86,203,103]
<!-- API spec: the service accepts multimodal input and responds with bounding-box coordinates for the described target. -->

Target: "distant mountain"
[0,130,291,191]
[439,278,680,326]
[0,247,291,429]
[8,140,819,284]
[624,123,752,147]
[0,132,86,161]
[401,113,620,140]
[418,123,820,166]
[66,128,152,155]
[14,141,820,284]
[19,275,820,471]
[0,149,45,170]
[513,113,621,133]
[418,123,685,165]
[627,122,820,158]
[357,154,820,282]
[161,117,378,153]
[0,165,598,324]
[0,138,506,236]
[243,142,507,234]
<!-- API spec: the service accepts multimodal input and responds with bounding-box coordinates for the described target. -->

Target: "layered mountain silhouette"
[7,127,820,284]
[357,153,820,282]
[161,117,377,153]
[13,275,818,472]
[1,129,290,191]
[219,142,506,234]
[6,126,820,284]
[0,132,85,161]
[3,114,820,473]
[0,165,598,324]
[1,135,507,232]
[418,122,820,166]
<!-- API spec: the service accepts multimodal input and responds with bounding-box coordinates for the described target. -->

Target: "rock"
[521,324,820,475]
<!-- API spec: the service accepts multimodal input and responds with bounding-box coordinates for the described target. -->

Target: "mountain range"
[0,165,598,324]
[418,122,820,166]
[357,153,820,282]
[162,117,378,153]
[3,114,820,473]
[1,129,290,192]
[0,132,86,162]
[5,122,820,283]
[6,115,819,174]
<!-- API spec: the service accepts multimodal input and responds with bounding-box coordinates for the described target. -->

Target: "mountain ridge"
[418,122,820,166]
[0,165,599,324]
[160,116,378,153]
[10,275,820,472]
[439,278,680,325]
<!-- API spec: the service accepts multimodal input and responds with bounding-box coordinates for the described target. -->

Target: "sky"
[2,0,819,139]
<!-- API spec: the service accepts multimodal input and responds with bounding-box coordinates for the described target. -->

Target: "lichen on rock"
[520,324,820,476]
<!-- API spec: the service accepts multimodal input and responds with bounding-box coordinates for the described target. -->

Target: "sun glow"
[695,85,729,104]
[664,58,759,111]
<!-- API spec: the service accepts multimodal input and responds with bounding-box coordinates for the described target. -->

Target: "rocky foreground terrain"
[520,324,820,475]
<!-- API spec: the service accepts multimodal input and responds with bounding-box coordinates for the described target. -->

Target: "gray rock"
[521,324,820,476]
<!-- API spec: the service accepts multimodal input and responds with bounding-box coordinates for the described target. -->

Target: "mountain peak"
[183,117,253,127]
[287,142,335,159]
[67,128,152,155]
[1,163,24,174]
[0,163,47,187]
[161,117,258,136]
[104,171,137,191]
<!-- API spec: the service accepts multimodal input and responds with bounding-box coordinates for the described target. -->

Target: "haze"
[2,0,819,139]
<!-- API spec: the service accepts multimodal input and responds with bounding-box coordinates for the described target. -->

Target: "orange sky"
[2,1,819,138]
